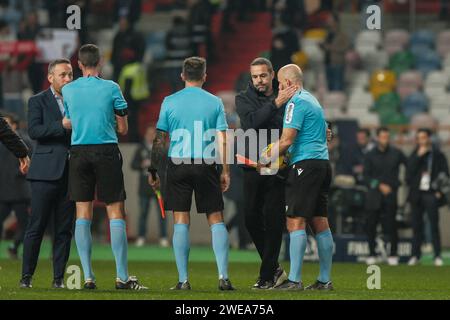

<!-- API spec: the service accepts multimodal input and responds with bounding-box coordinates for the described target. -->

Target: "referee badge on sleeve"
[285,102,295,124]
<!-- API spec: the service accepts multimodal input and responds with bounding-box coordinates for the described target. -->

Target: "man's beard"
[256,84,268,92]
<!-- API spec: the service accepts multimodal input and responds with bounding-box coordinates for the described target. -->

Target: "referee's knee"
[286,217,306,233]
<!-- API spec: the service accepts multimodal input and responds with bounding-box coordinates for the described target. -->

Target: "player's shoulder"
[99,78,121,90]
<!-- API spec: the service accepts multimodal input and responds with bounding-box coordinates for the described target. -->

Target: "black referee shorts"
[285,159,332,219]
[69,144,126,204]
[165,159,224,214]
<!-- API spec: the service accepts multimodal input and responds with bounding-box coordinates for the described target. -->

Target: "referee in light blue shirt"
[148,57,235,291]
[62,44,146,290]
[259,64,334,291]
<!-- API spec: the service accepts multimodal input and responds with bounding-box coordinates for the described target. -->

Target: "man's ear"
[203,73,207,83]
[77,60,83,70]
[47,73,53,84]
[180,73,185,82]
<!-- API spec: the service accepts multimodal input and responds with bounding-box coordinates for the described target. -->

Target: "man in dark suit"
[20,59,75,288]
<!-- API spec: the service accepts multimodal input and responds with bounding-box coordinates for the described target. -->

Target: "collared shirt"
[50,86,65,116]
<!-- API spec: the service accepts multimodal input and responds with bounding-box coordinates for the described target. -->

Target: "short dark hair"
[250,57,273,72]
[48,58,71,74]
[358,128,371,137]
[78,44,101,68]
[376,126,390,136]
[182,57,206,82]
[417,128,432,136]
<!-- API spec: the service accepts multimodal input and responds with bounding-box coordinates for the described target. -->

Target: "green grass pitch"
[0,241,449,300]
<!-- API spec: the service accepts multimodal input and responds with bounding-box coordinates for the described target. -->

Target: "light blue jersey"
[62,76,128,145]
[156,86,228,159]
[283,89,329,164]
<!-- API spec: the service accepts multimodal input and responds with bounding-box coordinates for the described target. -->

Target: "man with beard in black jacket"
[406,128,449,267]
[235,57,297,289]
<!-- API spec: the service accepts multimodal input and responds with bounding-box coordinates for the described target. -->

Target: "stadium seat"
[429,93,450,110]
[410,44,432,62]
[388,50,414,76]
[348,88,373,110]
[410,113,438,128]
[301,39,324,69]
[443,53,450,73]
[430,107,449,119]
[348,71,369,90]
[384,29,410,56]
[398,71,423,89]
[291,51,308,69]
[425,71,449,88]
[369,70,396,100]
[401,92,429,119]
[376,102,407,126]
[425,86,447,98]
[374,92,401,112]
[356,30,382,48]
[359,113,380,127]
[323,91,347,111]
[303,28,327,41]
[345,50,361,69]
[146,31,167,60]
[415,50,442,76]
[410,30,435,48]
[437,30,450,58]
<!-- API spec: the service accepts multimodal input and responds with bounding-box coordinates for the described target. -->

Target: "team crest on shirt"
[285,102,295,124]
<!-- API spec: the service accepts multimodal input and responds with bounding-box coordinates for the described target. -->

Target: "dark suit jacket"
[0,116,29,158]
[26,88,71,181]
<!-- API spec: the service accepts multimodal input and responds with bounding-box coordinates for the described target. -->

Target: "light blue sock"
[75,219,94,281]
[316,229,333,283]
[173,223,190,283]
[110,219,129,282]
[211,222,229,280]
[288,229,307,283]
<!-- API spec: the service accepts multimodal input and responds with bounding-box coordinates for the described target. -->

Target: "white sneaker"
[135,237,145,247]
[387,256,399,266]
[407,256,419,266]
[434,257,444,267]
[421,243,433,254]
[366,256,377,265]
[159,238,169,248]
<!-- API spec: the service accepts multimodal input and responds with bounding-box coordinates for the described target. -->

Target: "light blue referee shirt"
[156,86,228,160]
[283,89,329,164]
[62,76,128,145]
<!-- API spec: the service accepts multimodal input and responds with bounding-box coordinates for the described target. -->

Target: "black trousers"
[411,192,441,258]
[0,201,29,248]
[366,193,398,257]
[243,170,285,281]
[22,170,75,280]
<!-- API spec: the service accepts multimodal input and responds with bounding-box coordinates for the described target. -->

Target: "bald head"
[277,64,303,86]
